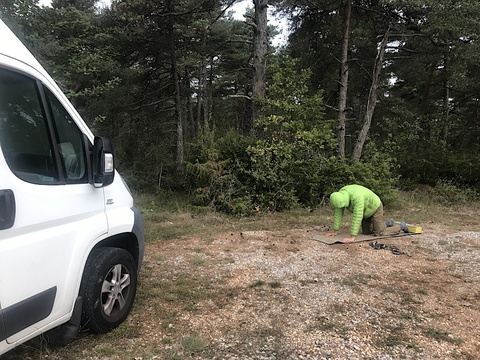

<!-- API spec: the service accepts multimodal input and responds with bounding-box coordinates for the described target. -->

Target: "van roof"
[0,19,53,81]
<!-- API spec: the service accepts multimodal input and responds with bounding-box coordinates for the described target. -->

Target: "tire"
[80,247,138,333]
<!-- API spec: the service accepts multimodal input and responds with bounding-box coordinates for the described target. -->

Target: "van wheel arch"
[80,247,137,333]
[93,232,141,269]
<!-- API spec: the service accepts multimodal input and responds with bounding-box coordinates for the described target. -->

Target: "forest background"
[2,0,480,214]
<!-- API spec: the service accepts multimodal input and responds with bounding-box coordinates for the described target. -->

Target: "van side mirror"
[93,136,115,188]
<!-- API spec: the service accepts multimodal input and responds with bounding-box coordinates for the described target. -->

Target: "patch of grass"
[134,191,192,213]
[376,334,421,353]
[190,256,206,266]
[250,325,283,338]
[268,281,282,288]
[222,256,236,264]
[337,326,350,339]
[456,294,469,302]
[399,312,414,320]
[101,319,141,340]
[376,333,405,347]
[423,327,463,344]
[399,291,421,305]
[180,279,209,299]
[150,222,196,242]
[450,350,478,360]
[340,273,375,289]
[308,315,336,332]
[153,254,165,262]
[380,286,417,306]
[374,325,416,349]
[182,333,209,355]
[415,288,428,295]
[249,279,266,288]
[183,303,200,312]
[148,277,210,304]
[331,303,347,314]
[165,350,183,360]
[94,343,116,356]
[138,193,333,242]
[299,279,320,286]
[382,285,398,294]
[161,311,179,332]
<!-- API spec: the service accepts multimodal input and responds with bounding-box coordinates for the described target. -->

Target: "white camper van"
[0,20,144,355]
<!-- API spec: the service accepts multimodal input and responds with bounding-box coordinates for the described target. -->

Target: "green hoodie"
[330,184,381,236]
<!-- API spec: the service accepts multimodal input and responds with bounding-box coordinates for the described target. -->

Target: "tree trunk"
[184,69,196,139]
[207,55,214,130]
[420,61,437,116]
[174,67,184,172]
[442,54,450,142]
[252,0,268,128]
[168,0,184,171]
[352,26,390,162]
[336,0,351,159]
[195,62,204,136]
[196,29,209,136]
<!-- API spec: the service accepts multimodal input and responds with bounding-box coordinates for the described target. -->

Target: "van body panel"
[2,287,57,339]
[0,163,107,343]
[0,19,144,355]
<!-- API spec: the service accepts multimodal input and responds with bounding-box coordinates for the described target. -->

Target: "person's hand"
[342,236,355,243]
[326,231,338,237]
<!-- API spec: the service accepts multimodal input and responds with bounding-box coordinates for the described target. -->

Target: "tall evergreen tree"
[251,0,268,126]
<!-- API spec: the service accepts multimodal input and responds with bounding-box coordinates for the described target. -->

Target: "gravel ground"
[4,222,480,360]
[145,226,480,360]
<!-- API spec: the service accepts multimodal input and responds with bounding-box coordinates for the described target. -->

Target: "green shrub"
[185,58,400,214]
[241,57,337,211]
[429,180,478,205]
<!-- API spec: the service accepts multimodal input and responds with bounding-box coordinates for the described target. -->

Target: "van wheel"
[80,247,137,333]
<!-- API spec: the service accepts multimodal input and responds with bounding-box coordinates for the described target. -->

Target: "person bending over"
[326,184,385,243]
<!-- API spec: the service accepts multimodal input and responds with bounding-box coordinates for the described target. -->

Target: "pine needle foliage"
[246,57,337,211]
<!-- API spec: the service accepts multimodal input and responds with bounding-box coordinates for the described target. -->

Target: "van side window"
[0,67,87,184]
[45,89,87,183]
[0,67,59,184]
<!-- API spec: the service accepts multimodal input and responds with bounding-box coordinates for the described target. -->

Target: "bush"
[428,180,478,205]
[185,58,400,214]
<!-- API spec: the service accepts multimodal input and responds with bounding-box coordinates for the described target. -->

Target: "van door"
[0,66,107,343]
[0,304,6,343]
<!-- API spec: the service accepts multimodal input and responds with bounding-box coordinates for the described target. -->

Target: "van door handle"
[0,189,15,230]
